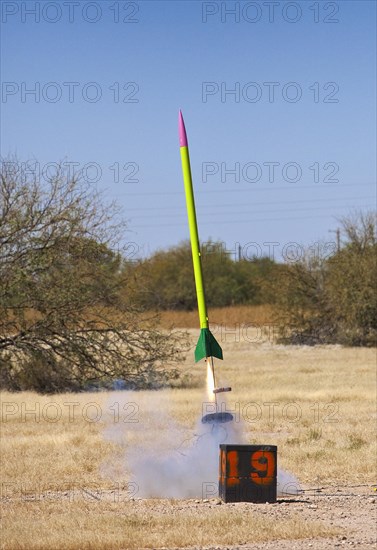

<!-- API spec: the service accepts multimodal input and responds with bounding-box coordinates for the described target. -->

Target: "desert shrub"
[274,212,377,346]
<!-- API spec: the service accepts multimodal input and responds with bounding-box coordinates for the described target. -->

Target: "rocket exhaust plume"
[202,357,232,424]
[179,110,233,423]
[206,358,216,400]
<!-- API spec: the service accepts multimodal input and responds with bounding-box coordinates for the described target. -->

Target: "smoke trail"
[102,391,301,498]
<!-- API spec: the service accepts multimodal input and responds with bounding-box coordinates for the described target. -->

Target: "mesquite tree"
[0,160,186,392]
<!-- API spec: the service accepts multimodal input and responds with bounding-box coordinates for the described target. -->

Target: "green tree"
[122,242,195,310]
[325,212,377,345]
[123,240,278,310]
[274,212,377,346]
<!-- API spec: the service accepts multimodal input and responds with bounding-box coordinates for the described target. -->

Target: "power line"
[119,182,375,198]
[122,195,374,213]
[128,197,374,219]
[131,205,372,229]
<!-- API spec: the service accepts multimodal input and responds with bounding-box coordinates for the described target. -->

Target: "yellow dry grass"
[1,331,375,549]
[1,500,335,550]
[158,304,274,328]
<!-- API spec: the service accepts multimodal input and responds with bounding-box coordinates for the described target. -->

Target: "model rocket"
[178,110,223,364]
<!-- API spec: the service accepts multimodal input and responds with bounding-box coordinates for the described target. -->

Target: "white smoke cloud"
[101,391,301,499]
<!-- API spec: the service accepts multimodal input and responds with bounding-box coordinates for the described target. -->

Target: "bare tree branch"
[0,158,188,392]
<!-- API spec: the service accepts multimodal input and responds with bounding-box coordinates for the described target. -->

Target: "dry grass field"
[158,304,275,328]
[1,323,376,549]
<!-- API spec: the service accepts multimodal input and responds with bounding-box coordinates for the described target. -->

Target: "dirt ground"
[133,484,376,550]
[2,483,376,549]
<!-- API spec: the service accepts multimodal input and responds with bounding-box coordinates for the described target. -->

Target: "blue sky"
[1,0,376,261]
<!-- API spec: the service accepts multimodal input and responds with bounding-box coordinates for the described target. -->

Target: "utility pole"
[329,228,341,252]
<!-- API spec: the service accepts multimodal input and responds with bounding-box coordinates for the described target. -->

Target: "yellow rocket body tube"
[180,145,208,330]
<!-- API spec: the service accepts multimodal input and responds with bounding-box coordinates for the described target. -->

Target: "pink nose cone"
[178,110,188,147]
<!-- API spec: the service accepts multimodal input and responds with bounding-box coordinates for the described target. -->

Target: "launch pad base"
[201,412,234,424]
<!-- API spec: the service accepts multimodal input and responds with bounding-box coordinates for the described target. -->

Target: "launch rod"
[179,111,208,330]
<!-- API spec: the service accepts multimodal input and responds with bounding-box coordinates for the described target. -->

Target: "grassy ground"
[1,327,375,549]
[1,499,339,550]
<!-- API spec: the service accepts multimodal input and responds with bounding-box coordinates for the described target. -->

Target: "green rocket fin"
[195,328,223,363]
